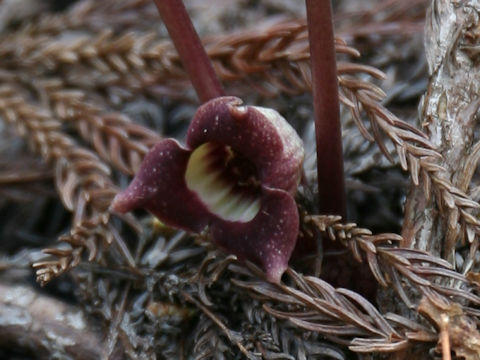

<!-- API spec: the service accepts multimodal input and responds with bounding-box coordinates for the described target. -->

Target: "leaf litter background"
[1,0,480,359]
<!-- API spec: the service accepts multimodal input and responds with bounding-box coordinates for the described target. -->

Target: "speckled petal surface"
[111,139,211,232]
[210,187,299,283]
[186,97,304,194]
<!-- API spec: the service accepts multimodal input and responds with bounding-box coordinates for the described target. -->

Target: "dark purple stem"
[153,0,225,102]
[306,0,346,219]
[306,1,377,301]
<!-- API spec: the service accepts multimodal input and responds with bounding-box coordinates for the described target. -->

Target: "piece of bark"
[403,0,480,267]
[0,282,104,359]
[418,297,480,360]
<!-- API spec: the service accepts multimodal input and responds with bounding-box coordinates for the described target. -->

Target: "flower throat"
[185,142,261,222]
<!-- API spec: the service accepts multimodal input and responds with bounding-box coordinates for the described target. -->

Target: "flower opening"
[185,142,261,222]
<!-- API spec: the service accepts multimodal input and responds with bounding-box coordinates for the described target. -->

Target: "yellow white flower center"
[185,142,261,222]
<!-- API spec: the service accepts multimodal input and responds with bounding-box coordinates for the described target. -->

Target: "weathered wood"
[0,283,103,359]
[403,0,480,270]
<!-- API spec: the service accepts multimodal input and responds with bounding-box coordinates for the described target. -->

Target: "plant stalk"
[152,0,225,102]
[306,1,377,301]
[305,0,346,219]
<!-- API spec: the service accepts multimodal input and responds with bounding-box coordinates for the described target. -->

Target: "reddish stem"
[152,0,225,102]
[306,1,377,301]
[305,0,346,219]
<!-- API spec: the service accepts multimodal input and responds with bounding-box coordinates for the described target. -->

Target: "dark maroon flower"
[111,96,304,282]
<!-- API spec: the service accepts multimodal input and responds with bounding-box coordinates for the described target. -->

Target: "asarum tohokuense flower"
[111,96,304,282]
